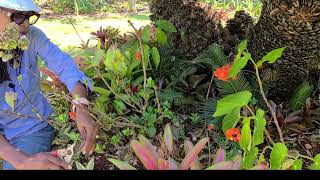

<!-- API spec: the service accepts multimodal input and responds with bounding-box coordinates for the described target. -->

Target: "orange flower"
[69,111,76,121]
[207,124,215,131]
[226,128,241,142]
[214,64,237,82]
[135,51,141,61]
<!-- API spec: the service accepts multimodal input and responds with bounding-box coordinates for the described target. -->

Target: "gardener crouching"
[0,0,98,170]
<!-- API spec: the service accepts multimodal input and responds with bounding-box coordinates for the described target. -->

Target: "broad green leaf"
[235,40,248,60]
[69,132,80,143]
[156,28,168,46]
[253,109,267,146]
[242,147,258,169]
[229,53,251,78]
[141,26,151,43]
[95,143,105,154]
[311,154,320,170]
[184,140,201,170]
[270,143,288,170]
[86,158,95,170]
[104,46,116,67]
[147,126,157,137]
[164,123,174,155]
[155,20,177,33]
[113,99,126,114]
[257,47,286,68]
[237,40,248,55]
[91,48,105,66]
[222,108,241,133]
[108,158,137,170]
[5,92,17,112]
[76,161,86,170]
[151,47,161,69]
[180,138,209,170]
[213,91,252,117]
[292,159,303,170]
[239,118,252,153]
[131,139,158,170]
[93,87,110,96]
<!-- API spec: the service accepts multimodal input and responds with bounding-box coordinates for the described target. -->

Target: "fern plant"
[193,43,253,97]
[288,81,314,111]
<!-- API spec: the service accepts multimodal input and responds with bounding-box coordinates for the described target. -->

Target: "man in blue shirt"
[0,0,98,170]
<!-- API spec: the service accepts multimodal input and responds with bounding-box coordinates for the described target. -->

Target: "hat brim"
[0,0,42,13]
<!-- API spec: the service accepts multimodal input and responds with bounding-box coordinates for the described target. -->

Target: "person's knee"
[3,161,15,170]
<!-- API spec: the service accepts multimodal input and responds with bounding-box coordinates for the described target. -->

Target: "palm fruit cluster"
[150,0,224,59]
[150,0,254,59]
[248,0,320,103]
[223,10,254,56]
[0,22,30,62]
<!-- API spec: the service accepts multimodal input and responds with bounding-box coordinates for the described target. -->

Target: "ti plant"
[108,123,258,170]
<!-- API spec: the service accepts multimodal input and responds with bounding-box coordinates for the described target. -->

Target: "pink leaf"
[138,135,159,160]
[163,123,174,155]
[108,158,137,170]
[184,140,201,170]
[214,148,226,164]
[158,158,169,170]
[180,137,209,170]
[131,140,158,170]
[251,164,269,170]
[230,155,242,170]
[206,161,234,170]
[168,158,179,170]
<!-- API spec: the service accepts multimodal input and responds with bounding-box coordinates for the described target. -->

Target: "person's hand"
[16,152,71,170]
[75,107,99,155]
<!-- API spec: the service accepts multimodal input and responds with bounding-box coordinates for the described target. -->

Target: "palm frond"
[214,72,252,97]
[198,98,223,131]
[160,88,197,106]
[192,43,229,70]
[289,81,314,111]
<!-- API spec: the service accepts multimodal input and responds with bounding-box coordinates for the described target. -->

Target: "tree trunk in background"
[248,0,320,103]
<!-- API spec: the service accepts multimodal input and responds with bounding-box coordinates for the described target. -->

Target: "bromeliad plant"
[108,123,249,170]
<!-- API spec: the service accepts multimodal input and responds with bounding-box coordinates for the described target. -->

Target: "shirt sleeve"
[31,27,93,93]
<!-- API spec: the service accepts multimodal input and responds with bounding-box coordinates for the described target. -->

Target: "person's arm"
[71,82,98,155]
[0,135,70,170]
[33,27,98,155]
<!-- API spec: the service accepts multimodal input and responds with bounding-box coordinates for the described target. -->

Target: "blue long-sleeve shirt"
[0,26,92,141]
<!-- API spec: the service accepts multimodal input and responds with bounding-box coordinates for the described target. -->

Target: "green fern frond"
[289,81,314,111]
[160,88,197,106]
[214,72,252,97]
[198,98,223,131]
[192,43,228,69]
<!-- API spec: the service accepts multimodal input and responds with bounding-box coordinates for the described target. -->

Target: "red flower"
[214,64,237,82]
[135,51,141,61]
[52,150,59,158]
[226,128,241,142]
[69,111,76,121]
[130,85,139,94]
